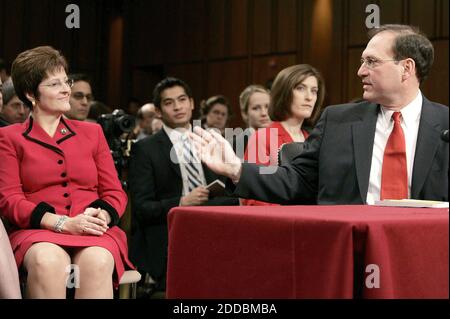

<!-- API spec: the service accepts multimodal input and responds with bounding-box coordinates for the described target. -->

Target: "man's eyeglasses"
[360,57,398,69]
[72,92,94,102]
[40,78,74,90]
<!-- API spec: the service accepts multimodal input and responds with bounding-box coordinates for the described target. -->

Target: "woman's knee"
[75,247,114,276]
[24,243,71,276]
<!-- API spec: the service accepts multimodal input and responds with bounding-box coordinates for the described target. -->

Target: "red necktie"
[380,112,408,200]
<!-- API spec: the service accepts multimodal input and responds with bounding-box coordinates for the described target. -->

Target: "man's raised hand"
[190,126,242,182]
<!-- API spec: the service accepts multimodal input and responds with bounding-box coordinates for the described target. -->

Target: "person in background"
[126,98,141,116]
[128,77,238,295]
[64,73,93,121]
[134,103,159,141]
[231,84,272,159]
[242,64,325,206]
[0,78,31,126]
[0,58,11,83]
[200,95,232,136]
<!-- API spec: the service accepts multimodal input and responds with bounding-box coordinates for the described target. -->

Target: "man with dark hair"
[193,24,448,205]
[367,24,434,84]
[65,73,93,121]
[128,77,238,294]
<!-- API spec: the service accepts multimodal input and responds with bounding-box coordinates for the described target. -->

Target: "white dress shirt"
[366,91,422,204]
[163,124,206,196]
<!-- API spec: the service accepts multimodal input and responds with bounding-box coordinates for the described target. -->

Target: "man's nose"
[81,96,89,105]
[357,64,368,78]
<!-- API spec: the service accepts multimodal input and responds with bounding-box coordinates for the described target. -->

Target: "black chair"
[277,142,305,166]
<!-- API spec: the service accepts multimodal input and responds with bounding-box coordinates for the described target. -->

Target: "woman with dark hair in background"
[243,64,325,206]
[0,46,134,298]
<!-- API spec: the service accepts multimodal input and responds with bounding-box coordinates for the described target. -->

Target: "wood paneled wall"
[0,0,121,107]
[126,0,449,128]
[1,1,448,128]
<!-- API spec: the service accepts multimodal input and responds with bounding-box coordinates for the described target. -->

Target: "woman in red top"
[243,64,325,206]
[0,46,134,298]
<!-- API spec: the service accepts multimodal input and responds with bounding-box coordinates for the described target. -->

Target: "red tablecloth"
[166,205,448,299]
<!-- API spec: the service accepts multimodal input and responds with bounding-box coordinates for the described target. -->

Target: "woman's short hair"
[269,64,325,126]
[11,46,68,109]
[239,84,270,115]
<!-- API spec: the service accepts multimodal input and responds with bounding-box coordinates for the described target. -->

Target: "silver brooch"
[60,128,68,135]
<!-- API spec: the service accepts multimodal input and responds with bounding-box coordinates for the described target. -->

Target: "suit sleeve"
[88,125,127,226]
[233,110,328,204]
[0,130,56,229]
[128,140,181,225]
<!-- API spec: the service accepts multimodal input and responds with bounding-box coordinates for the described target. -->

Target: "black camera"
[97,109,136,184]
[97,109,135,140]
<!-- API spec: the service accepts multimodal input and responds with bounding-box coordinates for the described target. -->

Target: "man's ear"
[402,58,416,81]
[155,108,161,118]
[190,98,195,111]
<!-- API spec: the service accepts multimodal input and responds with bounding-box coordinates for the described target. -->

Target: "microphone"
[441,129,449,143]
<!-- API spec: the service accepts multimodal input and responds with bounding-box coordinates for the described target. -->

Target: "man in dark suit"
[192,24,448,204]
[128,77,238,294]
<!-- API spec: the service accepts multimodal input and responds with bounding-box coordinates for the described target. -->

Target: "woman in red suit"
[0,46,134,298]
[243,64,325,205]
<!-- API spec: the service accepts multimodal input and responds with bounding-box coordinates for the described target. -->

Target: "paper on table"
[374,199,449,208]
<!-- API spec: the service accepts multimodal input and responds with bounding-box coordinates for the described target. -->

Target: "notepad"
[374,199,449,208]
[206,179,225,197]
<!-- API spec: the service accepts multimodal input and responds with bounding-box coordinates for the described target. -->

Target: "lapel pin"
[60,128,68,135]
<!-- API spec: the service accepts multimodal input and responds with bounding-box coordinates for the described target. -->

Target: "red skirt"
[9,226,134,289]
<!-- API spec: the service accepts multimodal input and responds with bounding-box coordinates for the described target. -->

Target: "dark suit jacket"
[234,96,448,204]
[128,129,238,287]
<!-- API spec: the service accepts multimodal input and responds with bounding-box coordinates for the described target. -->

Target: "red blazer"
[0,117,133,284]
[243,121,309,206]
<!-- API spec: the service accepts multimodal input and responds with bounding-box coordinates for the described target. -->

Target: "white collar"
[380,90,422,129]
[163,123,191,143]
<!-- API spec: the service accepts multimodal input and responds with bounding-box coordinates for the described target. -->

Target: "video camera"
[97,109,136,184]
